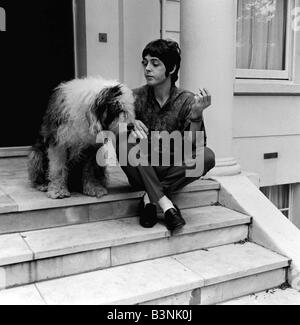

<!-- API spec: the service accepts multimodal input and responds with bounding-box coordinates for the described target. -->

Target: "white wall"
[85,0,120,79]
[123,0,161,89]
[84,0,160,86]
[234,135,300,185]
[233,96,300,186]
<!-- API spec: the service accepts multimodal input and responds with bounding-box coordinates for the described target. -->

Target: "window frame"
[288,184,294,220]
[235,0,294,81]
[279,184,293,219]
[260,184,293,220]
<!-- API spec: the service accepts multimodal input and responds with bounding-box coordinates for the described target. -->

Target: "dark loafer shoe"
[138,198,157,228]
[164,205,186,232]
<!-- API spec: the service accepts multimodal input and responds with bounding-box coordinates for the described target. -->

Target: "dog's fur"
[28,76,135,199]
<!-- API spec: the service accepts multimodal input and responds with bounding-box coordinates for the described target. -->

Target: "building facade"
[0,0,299,227]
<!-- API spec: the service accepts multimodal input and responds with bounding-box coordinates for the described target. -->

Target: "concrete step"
[0,180,219,235]
[0,206,250,290]
[0,242,289,305]
[218,287,300,305]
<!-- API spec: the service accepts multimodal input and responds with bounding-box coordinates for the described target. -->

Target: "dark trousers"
[116,141,216,204]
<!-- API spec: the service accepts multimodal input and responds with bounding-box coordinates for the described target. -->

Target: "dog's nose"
[127,123,135,132]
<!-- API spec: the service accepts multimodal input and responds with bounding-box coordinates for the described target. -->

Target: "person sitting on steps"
[116,39,215,233]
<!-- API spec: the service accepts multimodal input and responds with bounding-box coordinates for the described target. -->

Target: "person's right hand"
[191,88,211,120]
[130,120,149,140]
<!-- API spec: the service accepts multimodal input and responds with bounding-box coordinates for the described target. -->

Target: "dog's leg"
[27,142,49,192]
[82,147,108,198]
[47,145,71,199]
[36,184,49,192]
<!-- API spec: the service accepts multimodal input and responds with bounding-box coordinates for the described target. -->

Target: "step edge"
[6,267,286,306]
[0,250,288,305]
[1,227,249,291]
[96,265,289,305]
[4,184,220,214]
[33,221,250,261]
[99,279,204,306]
[31,230,169,260]
[176,217,251,237]
[37,265,288,306]
[1,217,250,265]
[33,256,205,305]
[203,261,290,286]
[0,252,34,267]
[141,267,288,306]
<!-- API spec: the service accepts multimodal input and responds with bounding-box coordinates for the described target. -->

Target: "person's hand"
[191,88,211,120]
[129,120,149,141]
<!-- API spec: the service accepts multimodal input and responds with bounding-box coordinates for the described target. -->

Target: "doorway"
[0,0,75,148]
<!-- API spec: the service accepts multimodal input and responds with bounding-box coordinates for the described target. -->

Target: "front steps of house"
[0,180,219,235]
[0,242,289,305]
[0,178,291,305]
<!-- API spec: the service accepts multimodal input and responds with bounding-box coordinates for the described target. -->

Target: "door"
[0,0,75,148]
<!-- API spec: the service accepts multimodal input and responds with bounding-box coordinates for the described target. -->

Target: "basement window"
[260,184,292,219]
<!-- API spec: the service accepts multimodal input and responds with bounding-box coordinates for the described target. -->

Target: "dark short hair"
[142,39,181,85]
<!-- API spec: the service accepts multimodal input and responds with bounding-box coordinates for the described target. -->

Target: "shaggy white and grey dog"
[28,76,135,199]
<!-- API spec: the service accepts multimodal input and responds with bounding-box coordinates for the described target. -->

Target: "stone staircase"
[0,165,291,305]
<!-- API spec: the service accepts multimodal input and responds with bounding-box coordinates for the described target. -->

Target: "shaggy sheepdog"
[28,76,135,199]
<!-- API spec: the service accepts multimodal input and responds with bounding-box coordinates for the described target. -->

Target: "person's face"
[142,55,169,87]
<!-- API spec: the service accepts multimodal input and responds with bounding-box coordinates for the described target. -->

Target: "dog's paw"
[83,183,108,198]
[47,187,71,199]
[36,184,48,192]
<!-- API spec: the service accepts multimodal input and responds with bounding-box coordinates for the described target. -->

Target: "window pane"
[237,0,287,70]
[261,184,290,210]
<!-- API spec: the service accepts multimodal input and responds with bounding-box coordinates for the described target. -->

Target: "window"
[236,0,293,80]
[261,184,293,219]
